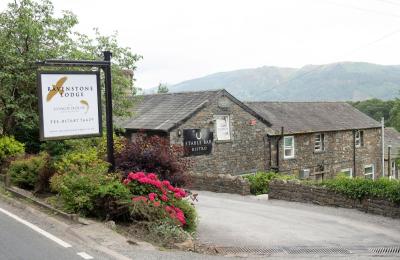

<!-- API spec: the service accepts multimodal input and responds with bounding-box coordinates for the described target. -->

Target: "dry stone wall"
[269,180,400,218]
[186,172,250,195]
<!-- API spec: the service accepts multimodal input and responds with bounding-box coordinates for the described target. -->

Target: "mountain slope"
[168,62,400,101]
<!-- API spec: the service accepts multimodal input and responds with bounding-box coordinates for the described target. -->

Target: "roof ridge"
[245,101,350,104]
[141,89,224,96]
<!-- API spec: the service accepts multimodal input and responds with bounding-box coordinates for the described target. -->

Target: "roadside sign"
[37,71,102,140]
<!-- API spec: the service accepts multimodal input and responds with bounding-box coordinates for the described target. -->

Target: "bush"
[50,171,130,216]
[149,219,190,245]
[124,172,196,231]
[245,172,296,195]
[0,136,25,164]
[318,175,400,203]
[173,199,198,233]
[116,135,191,186]
[54,148,109,175]
[41,135,125,160]
[8,152,50,190]
[245,172,277,195]
[40,140,70,158]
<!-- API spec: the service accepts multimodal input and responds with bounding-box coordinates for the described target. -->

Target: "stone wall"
[269,180,400,218]
[170,94,272,176]
[186,173,251,195]
[268,128,382,179]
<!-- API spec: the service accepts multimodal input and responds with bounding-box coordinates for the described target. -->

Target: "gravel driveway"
[195,191,400,250]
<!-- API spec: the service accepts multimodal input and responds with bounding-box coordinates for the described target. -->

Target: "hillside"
[167,62,400,101]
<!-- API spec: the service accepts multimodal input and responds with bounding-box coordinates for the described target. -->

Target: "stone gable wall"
[169,96,272,176]
[269,180,400,218]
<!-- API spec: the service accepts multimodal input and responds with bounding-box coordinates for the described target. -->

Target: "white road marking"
[77,252,94,259]
[0,207,72,248]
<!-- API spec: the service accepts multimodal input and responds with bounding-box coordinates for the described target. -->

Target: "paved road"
[196,191,400,250]
[0,206,100,260]
[0,196,226,260]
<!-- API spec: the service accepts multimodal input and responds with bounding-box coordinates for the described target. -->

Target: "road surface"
[196,191,400,253]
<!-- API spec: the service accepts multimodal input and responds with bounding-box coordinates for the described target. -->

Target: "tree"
[350,99,394,126]
[0,0,141,151]
[157,83,169,93]
[389,98,400,132]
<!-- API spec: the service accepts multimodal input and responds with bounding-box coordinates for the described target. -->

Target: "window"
[314,133,325,152]
[283,136,295,159]
[341,168,353,178]
[364,164,374,179]
[355,130,364,148]
[214,115,230,141]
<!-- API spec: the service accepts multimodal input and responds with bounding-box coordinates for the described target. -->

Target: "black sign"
[183,129,213,156]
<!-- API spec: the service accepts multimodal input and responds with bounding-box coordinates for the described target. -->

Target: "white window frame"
[355,130,363,148]
[314,133,325,152]
[341,168,353,178]
[214,115,231,141]
[364,164,374,179]
[283,136,295,159]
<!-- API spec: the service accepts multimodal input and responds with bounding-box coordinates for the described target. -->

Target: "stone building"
[120,90,383,180]
[119,89,272,176]
[247,102,383,180]
[384,127,400,179]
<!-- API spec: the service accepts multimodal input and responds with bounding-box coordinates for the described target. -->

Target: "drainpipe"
[388,145,392,179]
[276,127,284,172]
[381,117,385,178]
[263,135,269,171]
[353,130,356,177]
[266,135,272,170]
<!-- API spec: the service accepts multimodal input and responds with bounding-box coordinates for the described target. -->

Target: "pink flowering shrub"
[124,172,197,231]
[115,135,192,186]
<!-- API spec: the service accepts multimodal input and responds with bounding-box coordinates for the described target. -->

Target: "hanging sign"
[183,129,213,156]
[37,71,102,140]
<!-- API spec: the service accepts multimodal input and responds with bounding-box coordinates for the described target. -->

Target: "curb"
[0,180,84,224]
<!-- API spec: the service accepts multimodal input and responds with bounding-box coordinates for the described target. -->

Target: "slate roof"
[119,89,270,132]
[246,102,381,135]
[385,127,400,159]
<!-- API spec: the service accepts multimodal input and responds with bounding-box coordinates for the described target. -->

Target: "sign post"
[103,51,115,171]
[36,51,115,171]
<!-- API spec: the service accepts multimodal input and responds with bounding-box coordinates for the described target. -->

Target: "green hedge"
[245,172,296,195]
[318,176,400,203]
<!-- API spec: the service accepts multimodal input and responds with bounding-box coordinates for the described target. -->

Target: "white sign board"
[38,71,102,140]
[214,115,231,141]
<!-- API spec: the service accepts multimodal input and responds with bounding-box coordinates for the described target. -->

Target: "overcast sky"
[2,0,400,89]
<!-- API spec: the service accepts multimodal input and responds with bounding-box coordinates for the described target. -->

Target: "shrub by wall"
[244,172,296,195]
[318,176,400,204]
[8,152,50,191]
[50,171,130,216]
